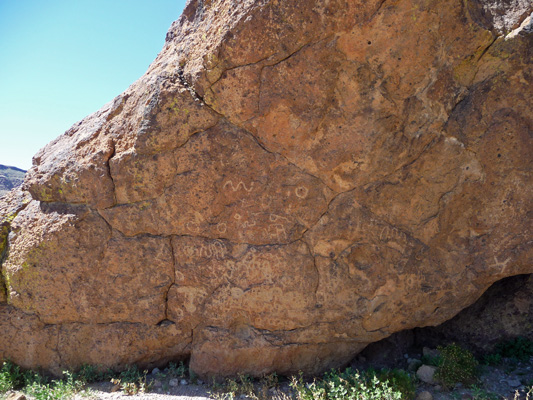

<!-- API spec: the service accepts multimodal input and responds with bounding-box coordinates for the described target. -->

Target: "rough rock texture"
[1,0,532,378]
[414,274,533,353]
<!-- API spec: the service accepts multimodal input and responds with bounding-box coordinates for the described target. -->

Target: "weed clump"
[482,353,502,366]
[110,365,150,395]
[210,373,279,400]
[371,369,416,400]
[435,343,478,388]
[420,353,441,367]
[0,361,23,393]
[481,337,533,366]
[73,363,113,384]
[290,368,406,400]
[495,337,533,362]
[167,361,188,378]
[0,361,85,400]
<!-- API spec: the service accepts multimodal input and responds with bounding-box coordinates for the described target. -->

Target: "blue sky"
[0,0,186,170]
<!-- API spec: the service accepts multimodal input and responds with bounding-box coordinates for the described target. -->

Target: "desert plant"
[434,343,478,388]
[372,369,416,400]
[168,361,187,378]
[482,353,502,366]
[73,363,113,384]
[253,373,280,400]
[23,370,83,400]
[495,337,533,362]
[189,366,199,384]
[209,374,251,400]
[0,361,90,400]
[227,374,255,397]
[209,372,280,400]
[290,368,402,400]
[0,361,23,393]
[470,384,499,400]
[514,386,533,400]
[420,354,441,367]
[111,365,151,395]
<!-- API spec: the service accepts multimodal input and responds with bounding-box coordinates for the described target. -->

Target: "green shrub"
[110,365,150,395]
[495,337,533,362]
[374,369,416,400]
[420,354,441,367]
[0,361,23,393]
[224,374,255,398]
[73,364,113,384]
[168,361,187,378]
[434,343,478,388]
[209,372,280,400]
[470,384,499,400]
[25,371,83,400]
[291,368,403,400]
[0,366,83,400]
[482,353,502,366]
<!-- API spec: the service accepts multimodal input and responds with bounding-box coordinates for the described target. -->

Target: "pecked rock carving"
[0,0,532,378]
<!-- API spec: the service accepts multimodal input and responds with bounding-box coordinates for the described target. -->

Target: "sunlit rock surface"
[1,0,532,377]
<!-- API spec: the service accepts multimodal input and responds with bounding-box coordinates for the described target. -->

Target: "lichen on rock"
[0,0,532,378]
[0,189,32,303]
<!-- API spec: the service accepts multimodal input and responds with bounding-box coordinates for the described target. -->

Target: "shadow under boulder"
[353,274,533,368]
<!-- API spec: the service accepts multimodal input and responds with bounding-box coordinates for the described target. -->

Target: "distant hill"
[0,164,26,198]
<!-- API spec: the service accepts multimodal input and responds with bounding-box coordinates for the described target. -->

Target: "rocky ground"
[6,348,527,400]
[408,355,532,400]
[74,360,532,400]
[351,346,533,400]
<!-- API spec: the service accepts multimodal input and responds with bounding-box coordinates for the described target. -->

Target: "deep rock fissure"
[105,140,118,207]
[165,236,178,322]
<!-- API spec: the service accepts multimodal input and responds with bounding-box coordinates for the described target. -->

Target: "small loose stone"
[417,365,437,385]
[169,378,179,387]
[507,379,521,388]
[416,391,433,400]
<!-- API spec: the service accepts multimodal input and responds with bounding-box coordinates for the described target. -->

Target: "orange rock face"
[1,0,532,377]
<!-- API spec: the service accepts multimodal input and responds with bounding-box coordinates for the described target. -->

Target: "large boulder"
[1,0,532,378]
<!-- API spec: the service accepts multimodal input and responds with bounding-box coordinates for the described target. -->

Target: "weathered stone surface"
[0,304,190,373]
[4,201,174,325]
[466,0,532,33]
[1,0,532,378]
[414,274,533,353]
[0,189,31,304]
[102,122,334,243]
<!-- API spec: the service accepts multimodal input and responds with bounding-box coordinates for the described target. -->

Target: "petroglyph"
[489,255,512,273]
[378,225,409,249]
[260,195,274,209]
[269,213,290,223]
[266,224,288,242]
[186,221,201,233]
[183,240,228,260]
[295,186,309,199]
[216,223,228,234]
[241,220,257,228]
[223,180,254,193]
